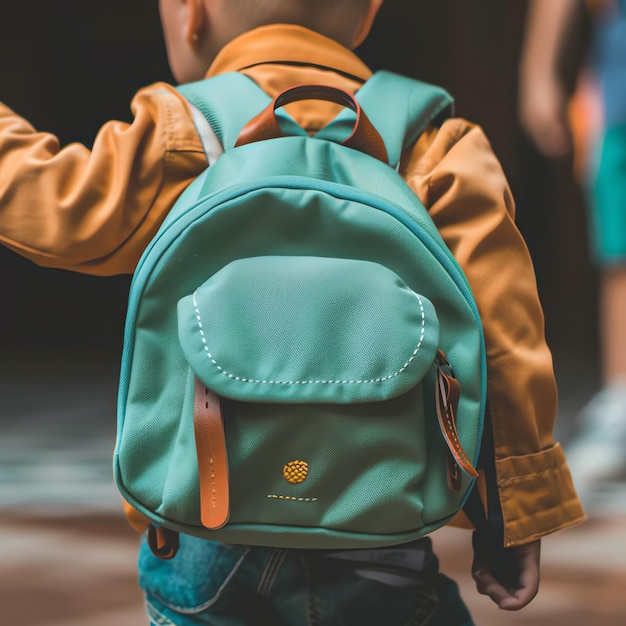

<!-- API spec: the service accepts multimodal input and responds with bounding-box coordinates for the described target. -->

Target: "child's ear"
[184,0,209,46]
[351,0,384,49]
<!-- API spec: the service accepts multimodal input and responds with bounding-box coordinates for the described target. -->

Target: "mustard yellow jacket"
[0,25,584,546]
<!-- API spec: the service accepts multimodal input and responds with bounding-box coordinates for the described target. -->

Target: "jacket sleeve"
[403,119,585,546]
[0,83,207,275]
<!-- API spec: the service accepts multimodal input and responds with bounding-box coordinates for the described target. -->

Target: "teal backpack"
[114,71,486,559]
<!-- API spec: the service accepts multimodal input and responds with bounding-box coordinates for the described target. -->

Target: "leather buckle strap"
[194,377,230,530]
[435,350,479,491]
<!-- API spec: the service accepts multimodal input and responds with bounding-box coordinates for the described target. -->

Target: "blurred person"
[520,0,626,509]
[0,0,584,623]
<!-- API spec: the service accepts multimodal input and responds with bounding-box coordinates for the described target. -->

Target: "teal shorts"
[590,124,626,266]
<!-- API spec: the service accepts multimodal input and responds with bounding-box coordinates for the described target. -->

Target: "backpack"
[114,71,486,559]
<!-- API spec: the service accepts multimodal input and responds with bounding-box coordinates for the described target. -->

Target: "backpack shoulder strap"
[177,72,303,150]
[178,70,453,168]
[318,71,454,169]
[358,71,454,168]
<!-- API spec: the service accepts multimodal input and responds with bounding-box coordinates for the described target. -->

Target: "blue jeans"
[139,534,475,626]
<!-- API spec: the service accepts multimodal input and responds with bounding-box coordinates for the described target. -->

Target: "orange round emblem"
[283,460,309,484]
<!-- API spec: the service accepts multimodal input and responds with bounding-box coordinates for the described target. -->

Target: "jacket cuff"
[496,443,586,547]
[122,499,152,534]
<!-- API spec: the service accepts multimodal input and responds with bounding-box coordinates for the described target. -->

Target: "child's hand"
[471,538,541,610]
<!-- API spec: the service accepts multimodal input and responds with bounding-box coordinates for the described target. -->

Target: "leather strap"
[147,525,179,560]
[435,351,479,491]
[194,377,230,529]
[235,84,389,163]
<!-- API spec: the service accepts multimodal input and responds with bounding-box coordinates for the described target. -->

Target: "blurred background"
[0,0,624,624]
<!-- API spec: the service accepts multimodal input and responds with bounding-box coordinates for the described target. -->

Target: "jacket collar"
[205,24,372,83]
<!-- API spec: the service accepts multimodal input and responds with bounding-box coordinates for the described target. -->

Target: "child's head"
[160,0,383,83]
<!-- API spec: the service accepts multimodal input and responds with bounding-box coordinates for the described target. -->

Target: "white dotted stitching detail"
[192,289,426,385]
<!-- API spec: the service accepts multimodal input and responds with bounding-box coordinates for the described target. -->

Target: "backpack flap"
[177,256,440,404]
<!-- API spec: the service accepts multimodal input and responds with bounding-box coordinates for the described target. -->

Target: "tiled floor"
[0,513,145,626]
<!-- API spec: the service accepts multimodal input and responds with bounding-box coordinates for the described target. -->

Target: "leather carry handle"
[435,350,479,492]
[194,377,230,530]
[235,84,389,163]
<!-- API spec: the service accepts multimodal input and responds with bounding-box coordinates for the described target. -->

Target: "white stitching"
[192,289,426,385]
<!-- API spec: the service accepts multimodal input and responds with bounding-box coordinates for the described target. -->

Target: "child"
[520,0,626,510]
[0,0,584,624]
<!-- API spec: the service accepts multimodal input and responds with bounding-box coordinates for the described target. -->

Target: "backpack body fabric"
[114,71,487,551]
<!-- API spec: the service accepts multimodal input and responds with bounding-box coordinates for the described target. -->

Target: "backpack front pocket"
[176,256,442,544]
